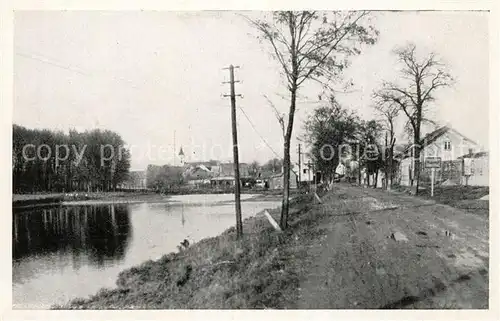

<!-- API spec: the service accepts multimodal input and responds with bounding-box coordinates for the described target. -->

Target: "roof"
[457,151,489,159]
[197,164,211,172]
[398,126,478,156]
[211,176,235,181]
[178,147,184,156]
[185,161,217,168]
[269,169,298,179]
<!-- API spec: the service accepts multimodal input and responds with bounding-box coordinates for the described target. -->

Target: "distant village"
[120,125,489,193]
[119,146,316,192]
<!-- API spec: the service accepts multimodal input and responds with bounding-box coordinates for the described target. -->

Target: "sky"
[13,11,489,170]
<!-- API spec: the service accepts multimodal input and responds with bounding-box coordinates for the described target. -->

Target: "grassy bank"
[12,195,64,208]
[391,185,489,216]
[12,191,157,209]
[50,183,489,309]
[54,193,317,309]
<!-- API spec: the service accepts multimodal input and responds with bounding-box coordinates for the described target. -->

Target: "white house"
[397,126,482,186]
[296,152,315,183]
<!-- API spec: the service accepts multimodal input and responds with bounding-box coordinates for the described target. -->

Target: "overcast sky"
[14,11,489,170]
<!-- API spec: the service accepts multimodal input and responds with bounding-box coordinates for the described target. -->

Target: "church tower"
[178,146,185,166]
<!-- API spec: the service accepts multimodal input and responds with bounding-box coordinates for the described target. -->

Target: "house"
[187,179,211,187]
[299,159,315,183]
[183,164,214,181]
[268,170,299,190]
[210,176,237,188]
[335,163,347,176]
[458,151,489,186]
[396,126,482,186]
[212,162,250,177]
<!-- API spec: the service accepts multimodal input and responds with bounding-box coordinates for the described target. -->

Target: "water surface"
[12,194,278,309]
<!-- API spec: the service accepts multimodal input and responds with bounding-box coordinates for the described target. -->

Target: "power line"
[15,49,180,95]
[16,52,89,76]
[237,105,281,159]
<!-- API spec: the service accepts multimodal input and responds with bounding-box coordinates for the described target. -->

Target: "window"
[303,169,307,174]
[444,141,451,151]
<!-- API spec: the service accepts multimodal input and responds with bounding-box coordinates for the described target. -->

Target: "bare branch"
[297,11,370,87]
[243,16,293,86]
[263,94,286,138]
[421,70,452,102]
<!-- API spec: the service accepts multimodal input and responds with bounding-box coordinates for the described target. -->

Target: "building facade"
[397,126,485,186]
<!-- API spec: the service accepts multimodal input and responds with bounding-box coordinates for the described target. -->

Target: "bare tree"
[375,43,453,195]
[372,99,399,190]
[246,11,378,229]
[263,94,286,138]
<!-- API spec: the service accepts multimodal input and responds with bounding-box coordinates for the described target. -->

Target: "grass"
[54,194,317,309]
[50,184,489,309]
[12,191,157,209]
[391,184,489,216]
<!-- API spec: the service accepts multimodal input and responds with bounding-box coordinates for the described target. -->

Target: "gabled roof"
[185,161,216,168]
[211,176,235,181]
[457,151,489,159]
[398,126,478,156]
[198,164,211,172]
[178,146,185,156]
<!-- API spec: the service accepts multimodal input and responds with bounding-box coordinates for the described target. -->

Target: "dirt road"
[297,184,489,309]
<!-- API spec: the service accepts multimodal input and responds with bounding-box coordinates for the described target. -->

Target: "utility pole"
[298,144,302,187]
[223,65,243,239]
[306,160,312,193]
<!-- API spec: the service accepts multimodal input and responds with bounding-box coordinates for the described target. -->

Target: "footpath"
[297,184,489,309]
[60,183,489,309]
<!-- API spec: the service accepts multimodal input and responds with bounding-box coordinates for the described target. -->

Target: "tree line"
[247,11,452,230]
[12,125,131,193]
[303,97,388,187]
[302,42,452,191]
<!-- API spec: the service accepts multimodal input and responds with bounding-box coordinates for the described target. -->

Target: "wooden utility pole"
[223,65,243,239]
[298,144,302,186]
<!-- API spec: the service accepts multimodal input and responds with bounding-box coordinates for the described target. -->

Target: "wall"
[269,171,298,189]
[461,156,489,186]
[398,157,489,187]
[422,131,478,161]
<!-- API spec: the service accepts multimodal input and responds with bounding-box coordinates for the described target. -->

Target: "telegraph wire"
[237,105,281,159]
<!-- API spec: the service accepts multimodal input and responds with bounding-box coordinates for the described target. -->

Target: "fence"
[419,160,463,186]
[398,156,489,187]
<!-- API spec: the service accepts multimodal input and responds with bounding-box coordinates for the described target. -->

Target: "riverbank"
[54,193,315,309]
[13,189,300,208]
[12,191,158,209]
[55,183,488,309]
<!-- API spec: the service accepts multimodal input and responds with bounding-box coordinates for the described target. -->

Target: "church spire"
[178,146,185,166]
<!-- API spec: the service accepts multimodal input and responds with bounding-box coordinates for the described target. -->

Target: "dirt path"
[297,184,489,309]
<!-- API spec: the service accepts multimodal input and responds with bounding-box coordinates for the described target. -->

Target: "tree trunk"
[413,133,421,195]
[388,147,393,190]
[374,170,378,188]
[280,85,297,230]
[281,142,291,230]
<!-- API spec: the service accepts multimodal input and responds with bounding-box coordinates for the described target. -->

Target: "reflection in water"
[13,204,132,267]
[12,196,280,309]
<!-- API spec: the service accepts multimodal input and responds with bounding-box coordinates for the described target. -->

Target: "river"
[12,194,279,309]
